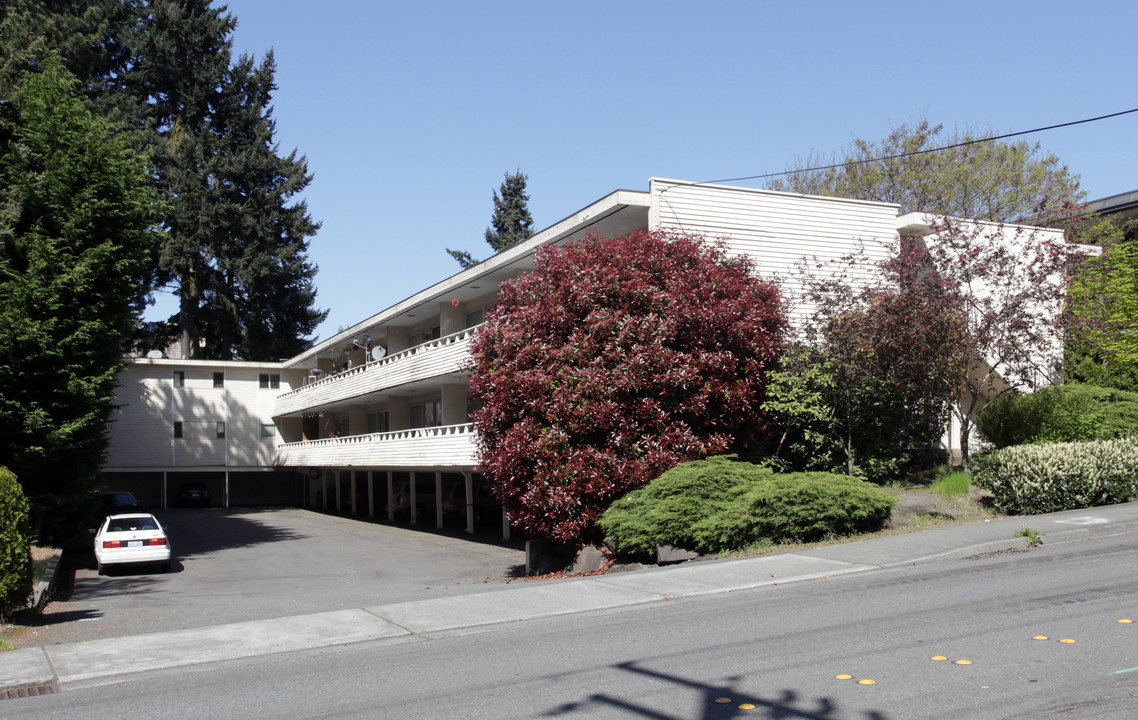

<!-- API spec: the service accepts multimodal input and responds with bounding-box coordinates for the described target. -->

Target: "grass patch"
[928,470,970,498]
[0,638,14,652]
[31,546,55,585]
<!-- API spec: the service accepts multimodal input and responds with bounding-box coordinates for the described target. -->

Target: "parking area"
[9,508,526,648]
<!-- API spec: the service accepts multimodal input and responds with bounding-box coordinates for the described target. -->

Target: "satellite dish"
[146,350,164,359]
[370,346,387,362]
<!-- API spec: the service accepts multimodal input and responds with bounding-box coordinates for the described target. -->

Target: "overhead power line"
[701,107,1138,187]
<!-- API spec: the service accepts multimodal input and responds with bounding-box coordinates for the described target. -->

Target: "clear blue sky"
[163,0,1137,343]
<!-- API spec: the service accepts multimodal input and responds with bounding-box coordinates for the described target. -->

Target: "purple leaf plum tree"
[469,230,786,545]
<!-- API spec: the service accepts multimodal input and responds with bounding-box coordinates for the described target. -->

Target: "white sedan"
[94,513,172,574]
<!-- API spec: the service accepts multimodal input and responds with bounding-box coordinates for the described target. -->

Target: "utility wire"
[698,107,1138,187]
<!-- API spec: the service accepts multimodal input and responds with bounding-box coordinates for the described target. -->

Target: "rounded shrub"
[599,457,895,558]
[599,455,770,558]
[0,466,33,619]
[977,384,1138,449]
[692,472,896,551]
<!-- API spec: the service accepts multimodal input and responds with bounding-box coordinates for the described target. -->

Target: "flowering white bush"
[972,437,1138,515]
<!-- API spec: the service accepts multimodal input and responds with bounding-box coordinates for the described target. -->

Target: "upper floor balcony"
[274,326,479,417]
[274,423,477,469]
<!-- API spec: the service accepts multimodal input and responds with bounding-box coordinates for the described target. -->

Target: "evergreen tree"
[485,170,534,251]
[214,52,326,361]
[0,56,157,535]
[129,0,325,359]
[447,169,535,268]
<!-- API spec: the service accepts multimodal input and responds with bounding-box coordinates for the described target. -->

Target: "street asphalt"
[4,501,1138,694]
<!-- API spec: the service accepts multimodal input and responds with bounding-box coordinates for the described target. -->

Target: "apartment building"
[103,179,1068,533]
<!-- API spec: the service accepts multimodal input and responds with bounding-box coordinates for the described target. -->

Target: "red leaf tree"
[469,230,786,545]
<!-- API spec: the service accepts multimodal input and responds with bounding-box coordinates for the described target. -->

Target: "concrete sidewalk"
[5,502,1138,694]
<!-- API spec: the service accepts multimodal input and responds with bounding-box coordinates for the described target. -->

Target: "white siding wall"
[105,360,292,470]
[106,364,175,467]
[649,180,901,328]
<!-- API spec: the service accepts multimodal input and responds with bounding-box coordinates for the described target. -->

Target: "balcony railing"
[275,326,480,417]
[274,423,477,469]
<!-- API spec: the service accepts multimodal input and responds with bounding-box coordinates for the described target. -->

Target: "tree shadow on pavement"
[155,507,307,560]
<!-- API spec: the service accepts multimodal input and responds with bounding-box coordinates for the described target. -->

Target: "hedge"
[0,467,33,619]
[972,437,1138,515]
[977,384,1138,449]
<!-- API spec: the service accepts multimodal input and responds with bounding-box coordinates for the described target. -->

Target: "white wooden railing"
[275,326,479,417]
[274,423,477,469]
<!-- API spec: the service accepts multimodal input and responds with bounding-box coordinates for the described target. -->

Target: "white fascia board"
[649,177,904,210]
[896,212,938,237]
[896,212,1069,243]
[122,358,286,370]
[285,189,651,369]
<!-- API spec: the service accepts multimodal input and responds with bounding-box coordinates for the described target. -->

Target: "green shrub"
[599,457,894,557]
[972,437,1138,515]
[977,384,1138,449]
[599,456,769,558]
[0,467,33,619]
[691,473,895,551]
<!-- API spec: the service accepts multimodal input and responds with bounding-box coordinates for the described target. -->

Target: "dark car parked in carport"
[100,491,139,516]
[175,483,211,508]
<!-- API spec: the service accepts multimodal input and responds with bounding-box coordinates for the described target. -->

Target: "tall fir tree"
[128,0,325,359]
[2,0,327,359]
[0,56,158,536]
[447,169,535,268]
[484,170,533,251]
[212,52,325,361]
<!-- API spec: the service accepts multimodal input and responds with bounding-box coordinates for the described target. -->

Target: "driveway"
[9,508,525,648]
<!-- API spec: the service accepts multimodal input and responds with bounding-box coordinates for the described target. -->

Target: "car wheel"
[97,562,105,576]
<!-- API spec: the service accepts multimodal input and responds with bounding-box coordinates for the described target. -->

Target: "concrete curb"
[5,503,1138,692]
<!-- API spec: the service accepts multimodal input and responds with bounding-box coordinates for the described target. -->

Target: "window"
[409,400,442,429]
[259,373,280,389]
[216,421,226,438]
[260,424,276,438]
[213,372,224,388]
[465,307,485,328]
[173,371,184,388]
[367,410,389,434]
[173,421,183,439]
[409,325,441,347]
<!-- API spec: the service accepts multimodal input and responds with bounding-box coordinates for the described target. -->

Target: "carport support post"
[409,471,417,524]
[335,470,342,511]
[502,508,510,542]
[321,472,327,510]
[225,471,230,509]
[464,472,474,535]
[163,471,168,510]
[386,471,394,521]
[367,472,374,518]
[435,472,444,529]
[350,471,357,515]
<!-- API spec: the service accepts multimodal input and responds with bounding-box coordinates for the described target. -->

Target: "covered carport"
[306,466,511,540]
[100,469,305,509]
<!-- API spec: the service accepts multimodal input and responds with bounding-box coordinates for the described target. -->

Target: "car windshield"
[107,517,159,532]
[104,493,136,504]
